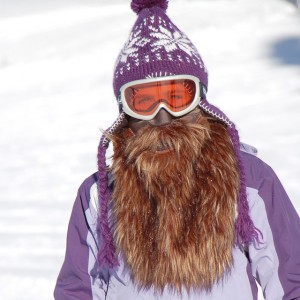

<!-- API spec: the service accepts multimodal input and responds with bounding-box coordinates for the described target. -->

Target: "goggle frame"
[118,75,206,121]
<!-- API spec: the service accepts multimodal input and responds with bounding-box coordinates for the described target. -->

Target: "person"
[54,0,300,299]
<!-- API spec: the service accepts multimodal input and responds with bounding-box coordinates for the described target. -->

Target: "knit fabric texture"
[113,5,208,97]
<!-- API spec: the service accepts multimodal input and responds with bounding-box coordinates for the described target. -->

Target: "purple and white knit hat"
[113,0,208,96]
[97,0,260,271]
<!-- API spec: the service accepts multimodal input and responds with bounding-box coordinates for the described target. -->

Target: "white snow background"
[0,0,299,299]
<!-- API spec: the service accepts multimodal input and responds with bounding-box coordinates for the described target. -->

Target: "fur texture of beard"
[109,114,240,295]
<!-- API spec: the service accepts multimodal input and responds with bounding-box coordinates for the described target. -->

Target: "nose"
[148,108,174,126]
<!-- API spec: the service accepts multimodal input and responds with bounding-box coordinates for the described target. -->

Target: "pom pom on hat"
[131,0,169,14]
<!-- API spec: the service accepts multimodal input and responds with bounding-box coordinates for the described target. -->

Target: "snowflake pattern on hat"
[113,10,208,96]
[119,30,150,63]
[116,15,202,69]
[149,25,198,57]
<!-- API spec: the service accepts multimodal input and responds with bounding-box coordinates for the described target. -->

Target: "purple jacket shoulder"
[54,172,107,300]
[240,149,300,299]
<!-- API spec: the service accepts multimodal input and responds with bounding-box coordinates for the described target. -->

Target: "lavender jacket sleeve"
[54,173,106,300]
[243,153,300,300]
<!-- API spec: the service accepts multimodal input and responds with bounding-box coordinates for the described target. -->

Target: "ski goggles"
[118,75,207,121]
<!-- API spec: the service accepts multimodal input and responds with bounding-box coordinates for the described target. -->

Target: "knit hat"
[113,0,208,97]
[97,0,260,272]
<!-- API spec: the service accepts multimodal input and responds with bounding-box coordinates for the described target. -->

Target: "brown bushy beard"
[110,113,240,294]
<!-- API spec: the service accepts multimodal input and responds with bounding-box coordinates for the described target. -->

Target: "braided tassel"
[97,113,126,269]
[227,125,262,246]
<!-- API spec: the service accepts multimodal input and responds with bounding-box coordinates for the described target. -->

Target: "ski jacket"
[54,144,300,300]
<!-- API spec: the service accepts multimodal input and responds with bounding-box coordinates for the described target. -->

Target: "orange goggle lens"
[124,79,197,116]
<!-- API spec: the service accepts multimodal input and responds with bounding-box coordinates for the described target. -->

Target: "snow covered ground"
[0,0,299,299]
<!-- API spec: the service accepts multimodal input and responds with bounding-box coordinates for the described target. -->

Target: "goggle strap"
[201,84,207,98]
[117,92,123,113]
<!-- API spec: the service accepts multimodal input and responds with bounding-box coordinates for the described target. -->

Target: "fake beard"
[110,114,240,294]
